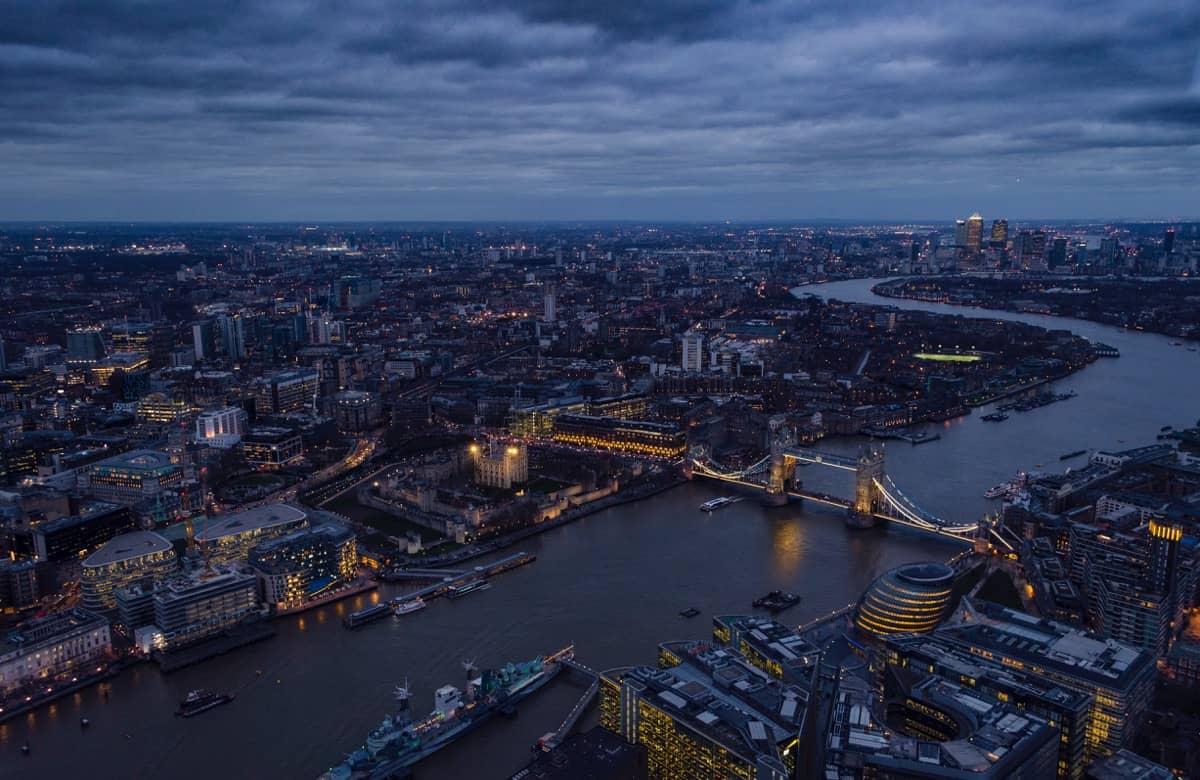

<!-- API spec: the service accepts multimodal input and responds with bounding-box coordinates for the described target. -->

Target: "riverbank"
[870,277,1200,342]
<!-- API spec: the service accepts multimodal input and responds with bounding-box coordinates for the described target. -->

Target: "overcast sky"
[2,0,1198,222]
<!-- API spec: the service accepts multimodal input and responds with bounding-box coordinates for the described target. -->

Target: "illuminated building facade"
[711,615,820,684]
[854,562,955,638]
[135,393,189,423]
[241,427,303,467]
[193,504,309,565]
[936,600,1155,764]
[0,608,111,696]
[469,441,528,489]
[80,531,178,610]
[253,368,319,414]
[551,414,686,459]
[151,567,260,650]
[825,673,1059,778]
[248,524,356,610]
[600,641,805,780]
[89,351,150,387]
[882,632,1091,779]
[509,394,648,437]
[966,212,984,254]
[195,406,248,446]
[86,449,183,506]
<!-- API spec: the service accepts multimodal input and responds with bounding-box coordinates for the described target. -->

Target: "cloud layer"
[1,0,1198,220]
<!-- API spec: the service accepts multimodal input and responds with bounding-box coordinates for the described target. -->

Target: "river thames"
[2,278,1195,780]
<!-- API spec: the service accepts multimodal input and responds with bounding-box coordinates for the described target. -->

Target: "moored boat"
[176,689,234,718]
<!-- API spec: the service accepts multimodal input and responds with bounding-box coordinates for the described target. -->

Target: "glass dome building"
[854,562,956,638]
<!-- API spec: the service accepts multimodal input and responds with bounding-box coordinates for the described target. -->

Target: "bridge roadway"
[538,655,600,751]
[691,447,980,543]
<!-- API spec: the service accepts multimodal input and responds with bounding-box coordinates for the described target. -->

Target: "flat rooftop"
[195,503,308,542]
[83,530,173,567]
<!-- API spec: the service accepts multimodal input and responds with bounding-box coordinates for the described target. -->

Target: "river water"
[2,278,1194,780]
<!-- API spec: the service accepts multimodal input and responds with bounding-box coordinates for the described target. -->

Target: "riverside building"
[80,531,177,610]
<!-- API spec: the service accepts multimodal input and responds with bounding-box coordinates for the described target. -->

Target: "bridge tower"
[763,415,795,506]
[846,445,884,528]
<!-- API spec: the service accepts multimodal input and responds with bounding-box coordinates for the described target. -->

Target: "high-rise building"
[66,328,106,365]
[1164,228,1176,254]
[966,212,984,254]
[681,332,704,372]
[543,286,557,323]
[953,219,967,247]
[990,218,1009,248]
[1047,237,1068,269]
[1020,230,1047,270]
[195,406,248,446]
[217,314,245,360]
[191,320,215,361]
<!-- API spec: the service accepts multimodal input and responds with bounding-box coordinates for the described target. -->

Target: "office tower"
[0,335,6,371]
[681,332,704,372]
[1099,238,1119,268]
[966,212,984,254]
[191,320,215,360]
[990,218,1008,248]
[543,286,557,323]
[217,313,245,359]
[1164,228,1176,254]
[66,327,106,365]
[1047,237,1068,269]
[599,641,806,780]
[253,368,319,414]
[936,600,1156,764]
[1020,230,1047,269]
[954,219,968,247]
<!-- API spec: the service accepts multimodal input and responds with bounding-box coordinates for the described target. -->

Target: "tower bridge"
[689,436,1005,547]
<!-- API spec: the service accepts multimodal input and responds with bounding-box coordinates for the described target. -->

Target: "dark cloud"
[0,0,1197,220]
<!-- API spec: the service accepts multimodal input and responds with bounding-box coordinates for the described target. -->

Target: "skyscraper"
[543,286,557,323]
[990,218,1008,248]
[953,219,968,247]
[966,212,984,254]
[1047,237,1068,269]
[681,332,704,372]
[1020,230,1047,270]
[1164,228,1176,254]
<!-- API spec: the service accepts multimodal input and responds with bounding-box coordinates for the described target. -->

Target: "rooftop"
[1086,749,1175,780]
[195,503,308,542]
[90,448,176,472]
[83,530,173,568]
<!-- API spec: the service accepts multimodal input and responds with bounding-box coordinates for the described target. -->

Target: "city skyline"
[3,0,1199,222]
